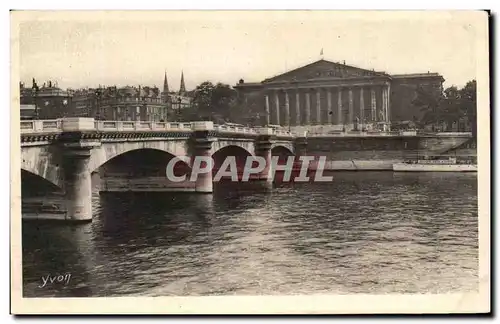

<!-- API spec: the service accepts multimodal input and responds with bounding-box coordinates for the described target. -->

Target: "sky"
[15,11,486,91]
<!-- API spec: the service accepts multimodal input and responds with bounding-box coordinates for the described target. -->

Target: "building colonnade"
[264,83,391,130]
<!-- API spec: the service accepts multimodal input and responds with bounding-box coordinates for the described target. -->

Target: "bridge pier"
[294,136,308,157]
[255,128,275,181]
[192,122,215,193]
[62,149,93,222]
[59,118,99,222]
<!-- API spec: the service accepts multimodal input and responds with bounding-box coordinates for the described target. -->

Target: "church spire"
[163,70,169,94]
[161,70,170,104]
[179,70,186,95]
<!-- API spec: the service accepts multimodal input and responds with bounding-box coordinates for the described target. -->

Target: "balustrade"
[23,118,470,139]
[21,119,60,134]
[20,118,294,138]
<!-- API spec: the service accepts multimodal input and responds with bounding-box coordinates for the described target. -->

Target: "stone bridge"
[20,118,473,222]
[20,118,297,222]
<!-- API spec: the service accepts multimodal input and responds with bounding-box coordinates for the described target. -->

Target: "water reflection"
[22,223,95,297]
[22,172,478,297]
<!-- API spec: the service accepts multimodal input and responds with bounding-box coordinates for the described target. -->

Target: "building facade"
[234,59,444,131]
[71,85,167,121]
[71,88,100,118]
[21,71,194,122]
[20,80,73,119]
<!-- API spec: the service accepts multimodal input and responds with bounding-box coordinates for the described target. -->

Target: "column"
[316,89,321,125]
[387,83,391,128]
[327,89,332,125]
[305,92,311,125]
[371,88,377,122]
[265,94,270,125]
[63,149,93,222]
[382,86,388,123]
[359,87,365,130]
[295,91,301,126]
[284,90,290,127]
[348,88,354,128]
[274,90,280,126]
[337,88,343,125]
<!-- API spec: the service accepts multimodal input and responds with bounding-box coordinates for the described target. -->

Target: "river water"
[22,172,478,297]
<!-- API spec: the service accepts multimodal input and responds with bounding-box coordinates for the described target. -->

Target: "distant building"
[21,71,194,121]
[71,88,100,118]
[20,80,73,119]
[161,70,193,120]
[20,104,36,120]
[234,59,445,130]
[71,85,166,121]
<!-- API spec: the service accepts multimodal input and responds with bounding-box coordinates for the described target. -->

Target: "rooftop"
[391,73,443,78]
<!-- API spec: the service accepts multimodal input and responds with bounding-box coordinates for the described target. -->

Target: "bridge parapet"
[215,124,258,135]
[301,130,472,138]
[95,120,194,132]
[21,119,62,134]
[20,118,295,139]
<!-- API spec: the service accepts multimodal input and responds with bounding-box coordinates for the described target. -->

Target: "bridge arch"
[21,147,62,188]
[271,143,295,156]
[89,140,189,172]
[211,145,254,173]
[95,147,191,177]
[21,169,63,195]
[211,140,255,157]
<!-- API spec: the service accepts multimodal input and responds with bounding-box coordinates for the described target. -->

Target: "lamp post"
[177,97,182,122]
[95,88,103,120]
[31,78,39,120]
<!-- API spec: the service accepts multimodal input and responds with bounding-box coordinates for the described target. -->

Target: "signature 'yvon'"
[39,273,71,288]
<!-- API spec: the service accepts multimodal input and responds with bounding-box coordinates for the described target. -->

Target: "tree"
[412,85,442,131]
[412,80,477,133]
[191,81,214,120]
[190,81,237,123]
[441,86,461,130]
[459,80,477,136]
[212,82,237,123]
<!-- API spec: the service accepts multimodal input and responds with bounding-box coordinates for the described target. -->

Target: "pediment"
[263,59,383,83]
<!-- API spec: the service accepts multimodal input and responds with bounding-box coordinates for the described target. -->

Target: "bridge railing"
[20,118,296,138]
[20,119,469,139]
[94,120,193,132]
[273,129,294,137]
[21,119,62,134]
[302,130,403,137]
[214,124,259,135]
[417,131,473,137]
[299,130,473,138]
[294,129,472,138]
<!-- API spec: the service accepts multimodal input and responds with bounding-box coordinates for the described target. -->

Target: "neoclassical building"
[234,59,444,130]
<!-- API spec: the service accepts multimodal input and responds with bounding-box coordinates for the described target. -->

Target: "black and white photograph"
[10,10,490,314]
